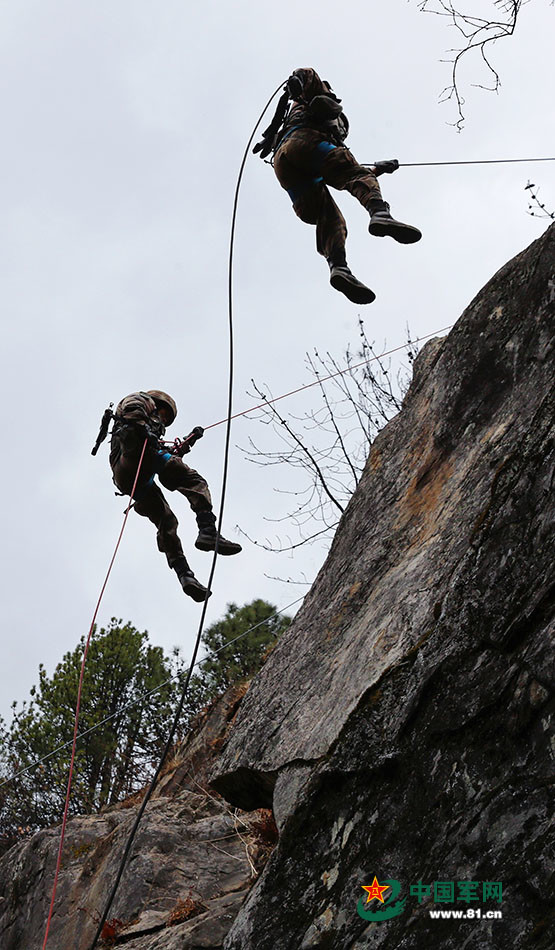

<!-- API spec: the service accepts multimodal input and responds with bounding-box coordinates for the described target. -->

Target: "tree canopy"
[0,620,176,836]
[190,598,292,709]
[0,601,291,849]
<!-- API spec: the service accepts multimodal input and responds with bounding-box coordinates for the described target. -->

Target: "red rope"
[41,324,452,942]
[201,325,453,431]
[41,438,148,950]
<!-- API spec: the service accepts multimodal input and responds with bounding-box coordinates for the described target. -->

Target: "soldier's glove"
[253,135,274,160]
[253,88,292,159]
[184,426,204,451]
[372,159,399,176]
[286,74,304,100]
[308,95,343,119]
[172,426,205,457]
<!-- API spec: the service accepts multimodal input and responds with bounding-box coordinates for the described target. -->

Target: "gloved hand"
[373,159,399,176]
[287,74,304,100]
[253,136,274,159]
[172,426,205,457]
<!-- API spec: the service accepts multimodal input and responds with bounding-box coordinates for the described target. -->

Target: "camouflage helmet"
[146,390,177,424]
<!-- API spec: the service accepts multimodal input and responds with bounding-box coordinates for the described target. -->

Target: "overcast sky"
[1,0,553,724]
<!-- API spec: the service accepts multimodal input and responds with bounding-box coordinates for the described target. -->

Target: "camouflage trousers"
[273,128,383,265]
[110,430,212,564]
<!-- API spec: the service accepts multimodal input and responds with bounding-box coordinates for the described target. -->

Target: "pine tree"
[0,620,177,838]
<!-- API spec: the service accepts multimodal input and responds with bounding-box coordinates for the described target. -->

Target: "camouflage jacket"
[278,67,349,147]
[113,392,166,439]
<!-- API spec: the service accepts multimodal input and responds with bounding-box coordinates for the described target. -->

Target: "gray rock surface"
[0,687,264,949]
[1,227,553,950]
[212,225,555,948]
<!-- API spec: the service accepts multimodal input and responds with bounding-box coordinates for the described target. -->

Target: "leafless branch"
[263,573,313,585]
[417,0,525,130]
[525,180,555,220]
[238,322,416,553]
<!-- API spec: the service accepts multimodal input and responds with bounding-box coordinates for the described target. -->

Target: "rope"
[41,437,148,950]
[201,325,454,431]
[3,318,455,792]
[0,597,305,790]
[4,320,456,791]
[7,325,454,794]
[398,157,555,167]
[88,80,285,950]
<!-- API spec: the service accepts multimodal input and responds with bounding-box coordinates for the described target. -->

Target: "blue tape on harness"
[155,451,172,470]
[315,141,337,159]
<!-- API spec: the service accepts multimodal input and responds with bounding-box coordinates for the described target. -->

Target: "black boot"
[329,264,376,304]
[170,556,211,602]
[195,511,242,556]
[368,200,422,244]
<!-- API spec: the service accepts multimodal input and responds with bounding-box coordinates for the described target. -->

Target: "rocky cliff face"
[211,224,555,948]
[0,226,553,950]
[0,686,277,949]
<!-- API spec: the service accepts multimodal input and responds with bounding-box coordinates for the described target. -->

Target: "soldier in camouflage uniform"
[108,390,241,603]
[254,67,422,305]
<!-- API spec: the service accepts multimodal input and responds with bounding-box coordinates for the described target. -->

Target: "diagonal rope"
[397,157,555,167]
[201,325,454,431]
[3,324,455,797]
[0,597,305,790]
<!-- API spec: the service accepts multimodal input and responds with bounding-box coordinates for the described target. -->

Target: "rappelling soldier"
[93,390,241,603]
[254,67,422,305]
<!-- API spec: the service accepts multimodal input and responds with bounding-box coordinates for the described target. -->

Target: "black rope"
[89,80,285,949]
[398,157,555,167]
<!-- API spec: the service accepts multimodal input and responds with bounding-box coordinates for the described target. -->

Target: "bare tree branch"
[238,323,417,553]
[525,180,555,220]
[417,0,526,130]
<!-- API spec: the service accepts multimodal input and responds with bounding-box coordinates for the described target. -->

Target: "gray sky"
[1,0,553,723]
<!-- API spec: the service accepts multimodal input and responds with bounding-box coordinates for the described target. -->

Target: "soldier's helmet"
[146,390,178,424]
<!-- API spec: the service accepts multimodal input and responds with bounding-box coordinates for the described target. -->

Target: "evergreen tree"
[194,599,291,705]
[0,601,291,847]
[0,620,176,836]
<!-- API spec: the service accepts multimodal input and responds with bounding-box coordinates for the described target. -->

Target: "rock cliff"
[0,225,553,949]
[211,224,555,948]
[0,686,276,949]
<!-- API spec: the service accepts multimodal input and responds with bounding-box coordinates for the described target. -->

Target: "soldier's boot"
[328,256,376,305]
[170,556,211,602]
[195,510,242,556]
[368,200,422,244]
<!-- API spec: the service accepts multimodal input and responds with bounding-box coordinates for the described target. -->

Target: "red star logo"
[361,876,390,903]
